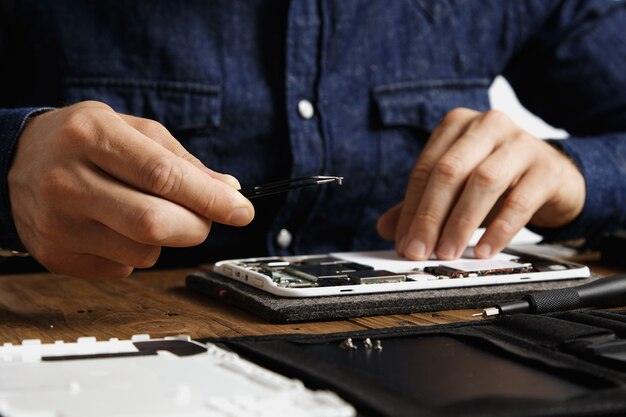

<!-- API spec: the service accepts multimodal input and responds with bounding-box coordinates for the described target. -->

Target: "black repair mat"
[185,270,601,323]
[204,310,626,417]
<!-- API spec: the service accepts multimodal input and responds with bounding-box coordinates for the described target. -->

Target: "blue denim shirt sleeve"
[504,0,626,242]
[539,135,626,243]
[0,107,50,250]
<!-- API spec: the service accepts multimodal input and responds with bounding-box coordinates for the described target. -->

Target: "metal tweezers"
[240,175,343,199]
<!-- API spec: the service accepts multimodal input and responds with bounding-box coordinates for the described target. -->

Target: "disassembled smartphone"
[213,249,590,297]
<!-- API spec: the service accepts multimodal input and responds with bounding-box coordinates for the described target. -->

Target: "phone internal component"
[284,262,372,282]
[316,277,353,287]
[299,256,366,266]
[348,270,407,285]
[269,269,317,288]
[424,259,533,279]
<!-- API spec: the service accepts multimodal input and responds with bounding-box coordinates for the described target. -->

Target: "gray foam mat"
[185,270,600,323]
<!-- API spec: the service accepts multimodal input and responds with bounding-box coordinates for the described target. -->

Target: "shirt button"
[276,228,293,249]
[297,99,315,119]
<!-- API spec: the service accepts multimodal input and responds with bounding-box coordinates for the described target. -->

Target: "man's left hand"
[377,108,586,260]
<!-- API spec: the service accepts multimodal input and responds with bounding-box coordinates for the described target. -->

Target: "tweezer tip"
[314,175,343,185]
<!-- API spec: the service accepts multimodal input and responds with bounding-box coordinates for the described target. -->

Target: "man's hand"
[377,108,585,260]
[8,101,254,278]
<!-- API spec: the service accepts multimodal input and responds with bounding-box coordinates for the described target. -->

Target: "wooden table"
[0,256,622,344]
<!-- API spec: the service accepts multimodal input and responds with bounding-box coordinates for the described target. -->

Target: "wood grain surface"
[0,257,622,344]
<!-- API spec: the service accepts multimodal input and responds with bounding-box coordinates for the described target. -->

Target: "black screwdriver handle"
[522,274,626,314]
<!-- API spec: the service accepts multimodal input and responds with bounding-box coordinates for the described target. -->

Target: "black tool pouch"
[203,309,626,417]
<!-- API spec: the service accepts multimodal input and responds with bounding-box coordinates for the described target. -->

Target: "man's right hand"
[7,101,254,278]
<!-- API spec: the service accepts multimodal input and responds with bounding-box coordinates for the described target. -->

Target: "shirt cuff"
[0,107,53,251]
[529,135,626,245]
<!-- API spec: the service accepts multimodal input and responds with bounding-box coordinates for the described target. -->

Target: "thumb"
[377,202,403,240]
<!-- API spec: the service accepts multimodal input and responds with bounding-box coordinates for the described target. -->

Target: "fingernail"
[222,174,241,189]
[405,239,426,259]
[436,241,456,259]
[229,207,253,225]
[475,243,492,258]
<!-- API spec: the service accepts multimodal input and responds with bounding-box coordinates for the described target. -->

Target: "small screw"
[374,340,383,351]
[363,338,373,349]
[340,338,357,350]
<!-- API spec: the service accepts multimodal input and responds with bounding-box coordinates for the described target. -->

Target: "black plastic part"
[497,299,531,315]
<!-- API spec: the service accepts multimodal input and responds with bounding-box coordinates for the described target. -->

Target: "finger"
[377,202,403,240]
[475,164,557,258]
[395,108,477,256]
[435,137,532,259]
[74,109,253,225]
[57,218,162,268]
[118,114,241,189]
[61,165,214,247]
[402,111,519,260]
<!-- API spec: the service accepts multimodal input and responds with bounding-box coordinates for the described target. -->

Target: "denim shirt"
[0,0,625,264]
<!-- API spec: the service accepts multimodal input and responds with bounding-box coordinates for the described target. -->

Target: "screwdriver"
[473,274,626,318]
